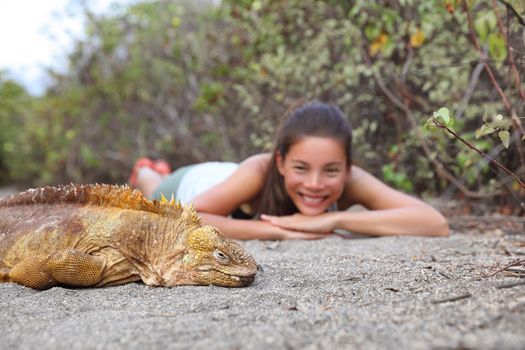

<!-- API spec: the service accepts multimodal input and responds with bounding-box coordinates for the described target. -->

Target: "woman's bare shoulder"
[349,164,364,175]
[346,165,370,184]
[240,153,272,172]
[338,165,368,206]
[193,154,271,214]
[344,164,427,210]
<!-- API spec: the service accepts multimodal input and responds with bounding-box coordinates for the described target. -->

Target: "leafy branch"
[426,108,525,191]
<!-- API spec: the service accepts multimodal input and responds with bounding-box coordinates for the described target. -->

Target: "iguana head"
[165,225,257,287]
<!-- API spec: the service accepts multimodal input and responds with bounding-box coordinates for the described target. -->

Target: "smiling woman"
[131,101,449,240]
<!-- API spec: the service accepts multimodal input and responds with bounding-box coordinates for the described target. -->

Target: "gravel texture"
[1,230,524,350]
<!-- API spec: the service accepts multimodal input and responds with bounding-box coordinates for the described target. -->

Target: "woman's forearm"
[333,206,449,237]
[197,213,277,239]
[198,213,331,240]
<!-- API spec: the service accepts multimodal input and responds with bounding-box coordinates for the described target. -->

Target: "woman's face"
[276,136,349,216]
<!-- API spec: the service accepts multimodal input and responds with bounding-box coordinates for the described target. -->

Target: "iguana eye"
[213,250,230,263]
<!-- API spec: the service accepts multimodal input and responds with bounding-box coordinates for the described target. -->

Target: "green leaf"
[364,25,381,41]
[488,33,508,61]
[423,117,435,132]
[171,16,181,28]
[474,11,497,43]
[433,107,450,125]
[251,0,262,11]
[476,124,496,139]
[499,130,510,148]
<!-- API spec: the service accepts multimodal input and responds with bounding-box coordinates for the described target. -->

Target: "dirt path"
[1,230,524,349]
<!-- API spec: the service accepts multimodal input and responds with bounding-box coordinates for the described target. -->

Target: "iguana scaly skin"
[0,184,257,290]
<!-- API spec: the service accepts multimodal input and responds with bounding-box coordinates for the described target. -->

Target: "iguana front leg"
[3,248,106,290]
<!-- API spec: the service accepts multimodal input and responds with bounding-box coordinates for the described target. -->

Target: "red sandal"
[128,157,155,187]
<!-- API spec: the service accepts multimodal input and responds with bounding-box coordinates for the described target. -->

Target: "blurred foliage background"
[1,0,524,212]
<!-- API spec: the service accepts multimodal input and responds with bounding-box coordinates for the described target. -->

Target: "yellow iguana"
[0,184,257,290]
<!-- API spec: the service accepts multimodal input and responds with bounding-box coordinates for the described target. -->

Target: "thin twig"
[496,0,525,27]
[431,292,472,304]
[438,271,452,279]
[492,0,525,104]
[457,61,485,119]
[495,280,525,289]
[510,112,525,170]
[505,267,525,274]
[485,258,525,277]
[360,45,504,199]
[463,1,512,112]
[400,46,413,82]
[433,119,525,190]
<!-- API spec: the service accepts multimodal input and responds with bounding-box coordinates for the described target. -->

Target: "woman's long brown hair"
[256,101,353,217]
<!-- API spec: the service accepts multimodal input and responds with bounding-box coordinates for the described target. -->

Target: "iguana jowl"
[0,184,257,290]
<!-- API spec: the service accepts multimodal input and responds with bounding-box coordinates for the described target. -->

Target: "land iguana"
[0,184,257,290]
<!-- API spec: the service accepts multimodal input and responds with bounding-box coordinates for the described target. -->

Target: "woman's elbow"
[431,213,449,237]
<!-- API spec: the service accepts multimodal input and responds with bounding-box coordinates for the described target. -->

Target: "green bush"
[1,0,523,209]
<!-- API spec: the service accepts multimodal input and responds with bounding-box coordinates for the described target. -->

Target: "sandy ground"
[1,186,525,349]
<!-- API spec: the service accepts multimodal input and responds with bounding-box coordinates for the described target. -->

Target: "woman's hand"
[260,212,337,234]
[258,219,331,240]
[198,212,330,240]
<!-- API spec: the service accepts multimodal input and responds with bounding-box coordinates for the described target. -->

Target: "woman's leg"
[129,157,171,198]
[136,167,164,199]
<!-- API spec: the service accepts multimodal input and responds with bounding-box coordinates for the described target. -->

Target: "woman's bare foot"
[129,158,172,198]
[153,160,171,175]
[128,158,155,187]
[136,167,164,198]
